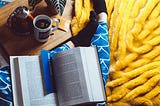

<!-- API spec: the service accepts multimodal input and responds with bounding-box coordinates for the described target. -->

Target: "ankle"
[66,41,75,48]
[97,12,107,22]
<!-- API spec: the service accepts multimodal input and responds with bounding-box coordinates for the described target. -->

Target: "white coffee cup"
[33,14,59,42]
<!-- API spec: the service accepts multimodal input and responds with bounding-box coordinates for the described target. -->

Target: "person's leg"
[0,66,12,106]
[91,0,109,106]
[91,21,109,85]
[49,11,98,57]
[70,11,98,47]
[92,0,109,86]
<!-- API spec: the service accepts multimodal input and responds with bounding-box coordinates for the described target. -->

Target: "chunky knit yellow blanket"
[71,0,160,105]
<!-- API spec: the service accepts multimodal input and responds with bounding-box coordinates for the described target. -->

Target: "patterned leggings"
[0,22,110,106]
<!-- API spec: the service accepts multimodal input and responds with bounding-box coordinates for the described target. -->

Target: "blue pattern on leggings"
[0,66,12,106]
[91,22,110,87]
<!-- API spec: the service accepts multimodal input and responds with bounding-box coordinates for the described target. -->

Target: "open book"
[10,46,106,106]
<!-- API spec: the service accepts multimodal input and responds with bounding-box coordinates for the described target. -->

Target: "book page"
[53,48,90,106]
[10,56,58,106]
[10,57,23,106]
[80,47,106,102]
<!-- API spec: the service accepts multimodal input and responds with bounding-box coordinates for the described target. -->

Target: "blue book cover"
[40,49,56,93]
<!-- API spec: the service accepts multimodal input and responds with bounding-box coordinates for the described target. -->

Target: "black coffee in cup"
[35,19,50,29]
[33,15,59,42]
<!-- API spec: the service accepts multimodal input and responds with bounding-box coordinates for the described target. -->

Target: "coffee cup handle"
[51,18,60,31]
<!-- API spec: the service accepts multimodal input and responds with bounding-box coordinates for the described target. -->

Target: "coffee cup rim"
[33,14,52,31]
